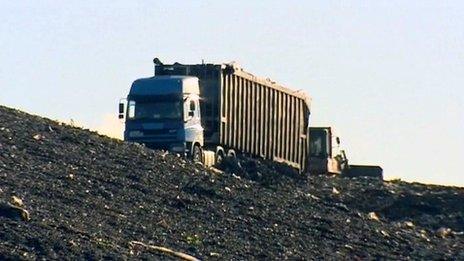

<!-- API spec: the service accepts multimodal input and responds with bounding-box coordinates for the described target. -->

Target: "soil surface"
[0,105,463,260]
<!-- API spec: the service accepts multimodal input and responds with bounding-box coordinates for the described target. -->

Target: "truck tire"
[215,150,225,166]
[192,145,202,163]
[227,149,236,158]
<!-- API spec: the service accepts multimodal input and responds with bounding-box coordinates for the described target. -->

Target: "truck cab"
[120,76,204,158]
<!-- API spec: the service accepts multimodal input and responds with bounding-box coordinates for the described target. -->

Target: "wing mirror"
[118,99,127,119]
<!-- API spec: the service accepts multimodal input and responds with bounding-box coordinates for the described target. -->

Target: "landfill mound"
[0,105,463,260]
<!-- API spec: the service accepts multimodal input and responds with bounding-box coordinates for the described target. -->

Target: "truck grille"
[143,129,176,135]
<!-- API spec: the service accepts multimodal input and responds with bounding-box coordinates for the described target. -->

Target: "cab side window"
[189,100,195,117]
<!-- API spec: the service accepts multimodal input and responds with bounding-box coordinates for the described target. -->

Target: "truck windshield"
[128,100,182,120]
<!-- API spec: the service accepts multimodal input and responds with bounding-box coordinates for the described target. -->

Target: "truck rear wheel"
[215,150,225,166]
[227,149,236,158]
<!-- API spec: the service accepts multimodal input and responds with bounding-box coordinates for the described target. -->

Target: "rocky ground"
[0,105,463,260]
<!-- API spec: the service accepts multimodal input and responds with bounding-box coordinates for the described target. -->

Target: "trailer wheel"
[192,144,202,163]
[227,149,236,158]
[215,150,225,166]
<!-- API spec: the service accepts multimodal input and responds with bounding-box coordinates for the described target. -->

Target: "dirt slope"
[0,105,463,260]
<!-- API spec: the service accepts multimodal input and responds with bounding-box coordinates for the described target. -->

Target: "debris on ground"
[10,196,24,207]
[435,227,452,238]
[0,201,30,221]
[367,212,380,221]
[0,105,463,259]
[129,241,200,261]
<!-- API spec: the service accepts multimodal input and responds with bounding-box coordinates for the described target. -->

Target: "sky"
[1,1,463,186]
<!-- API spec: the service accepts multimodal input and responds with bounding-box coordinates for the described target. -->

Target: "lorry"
[308,127,383,179]
[119,58,312,173]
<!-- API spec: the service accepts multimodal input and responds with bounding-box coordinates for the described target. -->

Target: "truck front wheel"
[192,145,202,163]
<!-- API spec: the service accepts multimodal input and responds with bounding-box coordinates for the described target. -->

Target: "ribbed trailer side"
[220,66,310,172]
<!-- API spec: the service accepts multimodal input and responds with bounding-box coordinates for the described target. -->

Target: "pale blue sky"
[1,1,463,186]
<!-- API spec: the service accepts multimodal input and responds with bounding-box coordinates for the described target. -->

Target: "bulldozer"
[309,127,383,179]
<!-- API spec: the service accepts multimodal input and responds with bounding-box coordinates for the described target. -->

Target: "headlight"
[129,130,144,138]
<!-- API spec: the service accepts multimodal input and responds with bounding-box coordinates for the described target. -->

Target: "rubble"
[435,227,452,238]
[10,195,24,207]
[32,134,43,141]
[0,105,463,259]
[0,201,30,221]
[368,212,380,221]
[404,221,415,228]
